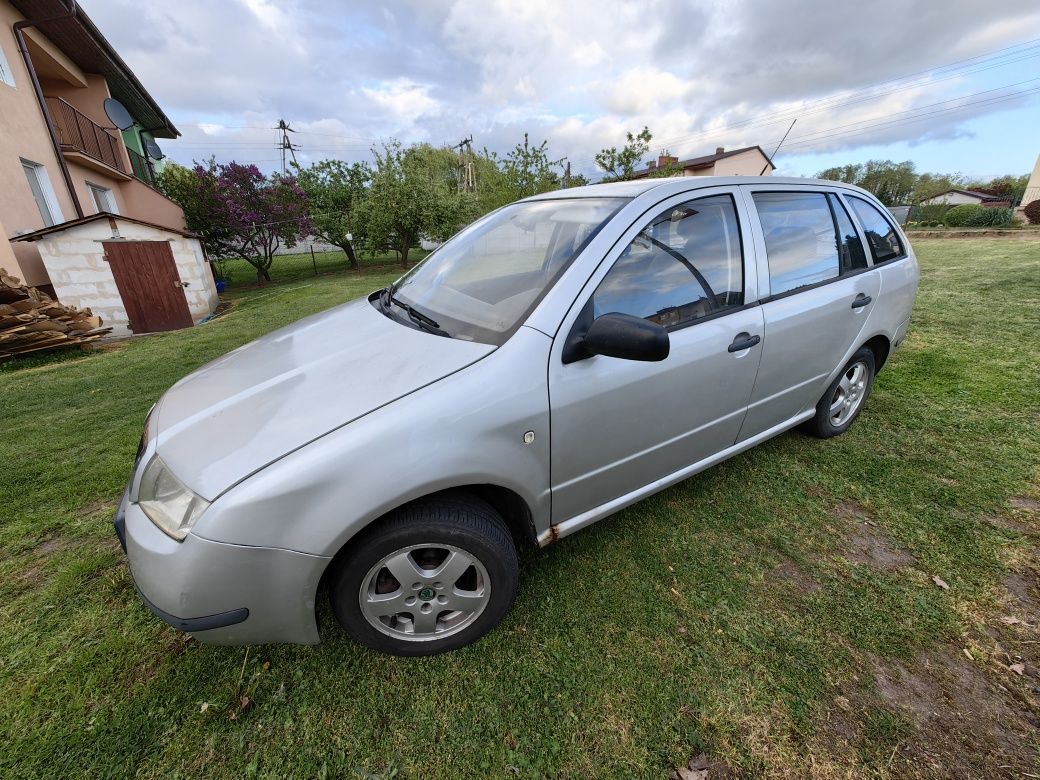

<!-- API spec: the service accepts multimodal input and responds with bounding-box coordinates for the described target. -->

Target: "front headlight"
[137,455,209,541]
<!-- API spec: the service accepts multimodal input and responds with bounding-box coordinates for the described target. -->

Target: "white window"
[21,160,64,227]
[88,183,119,214]
[0,39,14,87]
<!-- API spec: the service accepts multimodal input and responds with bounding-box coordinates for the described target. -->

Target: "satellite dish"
[144,138,164,160]
[103,98,134,131]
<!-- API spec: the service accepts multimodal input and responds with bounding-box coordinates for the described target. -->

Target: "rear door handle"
[728,333,761,353]
[851,295,872,309]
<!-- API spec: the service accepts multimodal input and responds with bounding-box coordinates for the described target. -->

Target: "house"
[634,146,775,179]
[1,0,217,336]
[1016,153,1040,219]
[917,188,1008,207]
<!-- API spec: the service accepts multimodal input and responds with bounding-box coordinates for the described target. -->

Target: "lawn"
[0,239,1038,778]
[217,247,430,288]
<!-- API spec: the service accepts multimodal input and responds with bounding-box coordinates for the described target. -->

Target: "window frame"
[739,184,881,304]
[87,182,119,215]
[841,193,907,266]
[556,186,760,361]
[0,38,15,88]
[588,191,752,335]
[20,159,63,227]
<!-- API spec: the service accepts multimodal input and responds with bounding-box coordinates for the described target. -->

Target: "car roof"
[523,176,873,201]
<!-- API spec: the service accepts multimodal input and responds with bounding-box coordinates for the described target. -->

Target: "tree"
[293,159,370,269]
[161,160,312,283]
[595,127,653,182]
[363,141,472,268]
[156,160,234,260]
[213,163,313,283]
[474,134,567,211]
[965,174,1030,205]
[817,159,918,205]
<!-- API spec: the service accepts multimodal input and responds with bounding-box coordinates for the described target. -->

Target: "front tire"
[804,347,876,439]
[329,493,518,656]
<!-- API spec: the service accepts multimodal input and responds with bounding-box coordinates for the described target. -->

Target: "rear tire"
[804,347,876,439]
[329,493,518,656]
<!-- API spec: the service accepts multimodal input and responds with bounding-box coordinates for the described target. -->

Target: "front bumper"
[114,492,331,645]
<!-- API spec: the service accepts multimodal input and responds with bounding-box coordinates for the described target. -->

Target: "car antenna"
[760,119,796,175]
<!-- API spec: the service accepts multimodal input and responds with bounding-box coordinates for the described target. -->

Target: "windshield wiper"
[386,293,450,337]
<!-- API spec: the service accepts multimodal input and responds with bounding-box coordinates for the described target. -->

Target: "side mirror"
[580,312,669,362]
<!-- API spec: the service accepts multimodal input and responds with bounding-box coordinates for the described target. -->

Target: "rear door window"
[847,195,904,263]
[753,192,839,296]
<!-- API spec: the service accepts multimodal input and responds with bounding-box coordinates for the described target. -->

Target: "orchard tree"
[157,159,234,256]
[161,160,311,283]
[294,159,370,269]
[595,126,653,181]
[363,141,471,268]
[476,134,565,210]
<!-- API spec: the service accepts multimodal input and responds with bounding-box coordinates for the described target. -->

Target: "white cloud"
[78,0,1040,176]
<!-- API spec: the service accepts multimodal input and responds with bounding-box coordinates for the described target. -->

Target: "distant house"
[1,0,217,336]
[917,189,1009,208]
[1016,153,1040,219]
[633,146,775,179]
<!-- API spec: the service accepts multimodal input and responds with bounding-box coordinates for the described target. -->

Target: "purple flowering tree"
[164,160,312,284]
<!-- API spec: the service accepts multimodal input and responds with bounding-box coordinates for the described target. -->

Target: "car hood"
[153,297,495,498]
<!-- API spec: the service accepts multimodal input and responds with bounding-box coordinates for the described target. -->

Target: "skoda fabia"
[115,176,918,655]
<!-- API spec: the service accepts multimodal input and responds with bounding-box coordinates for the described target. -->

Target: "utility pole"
[276,119,300,174]
[453,135,475,193]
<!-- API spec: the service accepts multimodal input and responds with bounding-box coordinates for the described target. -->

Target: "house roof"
[10,0,179,138]
[10,212,195,242]
[924,188,1001,201]
[632,145,774,179]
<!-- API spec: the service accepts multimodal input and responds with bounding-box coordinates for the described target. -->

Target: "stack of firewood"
[0,268,111,359]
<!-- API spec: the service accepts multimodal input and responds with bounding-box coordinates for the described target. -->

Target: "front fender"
[190,326,553,557]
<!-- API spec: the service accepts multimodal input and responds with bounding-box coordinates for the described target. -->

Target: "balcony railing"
[127,147,158,186]
[46,96,127,174]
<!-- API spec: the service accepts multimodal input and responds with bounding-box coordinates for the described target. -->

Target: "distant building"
[917,189,1008,207]
[633,146,775,179]
[1017,154,1040,219]
[1,0,217,334]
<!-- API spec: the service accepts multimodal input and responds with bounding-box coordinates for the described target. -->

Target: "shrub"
[1024,200,1040,225]
[964,208,1014,228]
[942,204,983,227]
[913,203,951,223]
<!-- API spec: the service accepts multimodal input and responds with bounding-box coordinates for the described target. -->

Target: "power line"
[651,38,1040,152]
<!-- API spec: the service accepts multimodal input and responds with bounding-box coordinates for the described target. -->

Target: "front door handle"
[728,333,761,353]
[851,294,872,309]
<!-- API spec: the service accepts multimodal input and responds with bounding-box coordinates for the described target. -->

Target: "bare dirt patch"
[670,751,741,780]
[770,558,820,596]
[835,502,915,571]
[871,646,1038,778]
[1010,495,1040,512]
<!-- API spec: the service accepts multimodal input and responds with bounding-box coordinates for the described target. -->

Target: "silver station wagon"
[115,176,918,655]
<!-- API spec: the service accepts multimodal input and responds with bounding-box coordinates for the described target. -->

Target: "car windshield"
[388,197,627,345]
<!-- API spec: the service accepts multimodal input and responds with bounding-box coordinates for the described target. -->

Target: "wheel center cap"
[418,587,435,601]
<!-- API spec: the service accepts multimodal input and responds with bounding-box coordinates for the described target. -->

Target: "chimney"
[658,154,678,168]
[715,146,725,155]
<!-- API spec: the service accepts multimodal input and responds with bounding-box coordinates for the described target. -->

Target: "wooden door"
[103,241,193,333]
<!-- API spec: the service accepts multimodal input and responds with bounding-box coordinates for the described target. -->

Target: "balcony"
[127,147,157,187]
[46,96,131,179]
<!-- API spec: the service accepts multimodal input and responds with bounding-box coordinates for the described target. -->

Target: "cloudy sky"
[83,0,1040,180]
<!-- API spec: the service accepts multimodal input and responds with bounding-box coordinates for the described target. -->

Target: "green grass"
[218,247,430,288]
[0,240,1037,778]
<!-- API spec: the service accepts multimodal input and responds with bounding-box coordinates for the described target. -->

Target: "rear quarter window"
[846,195,904,264]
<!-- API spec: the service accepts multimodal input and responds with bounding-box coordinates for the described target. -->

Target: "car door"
[736,186,881,440]
[548,189,764,524]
